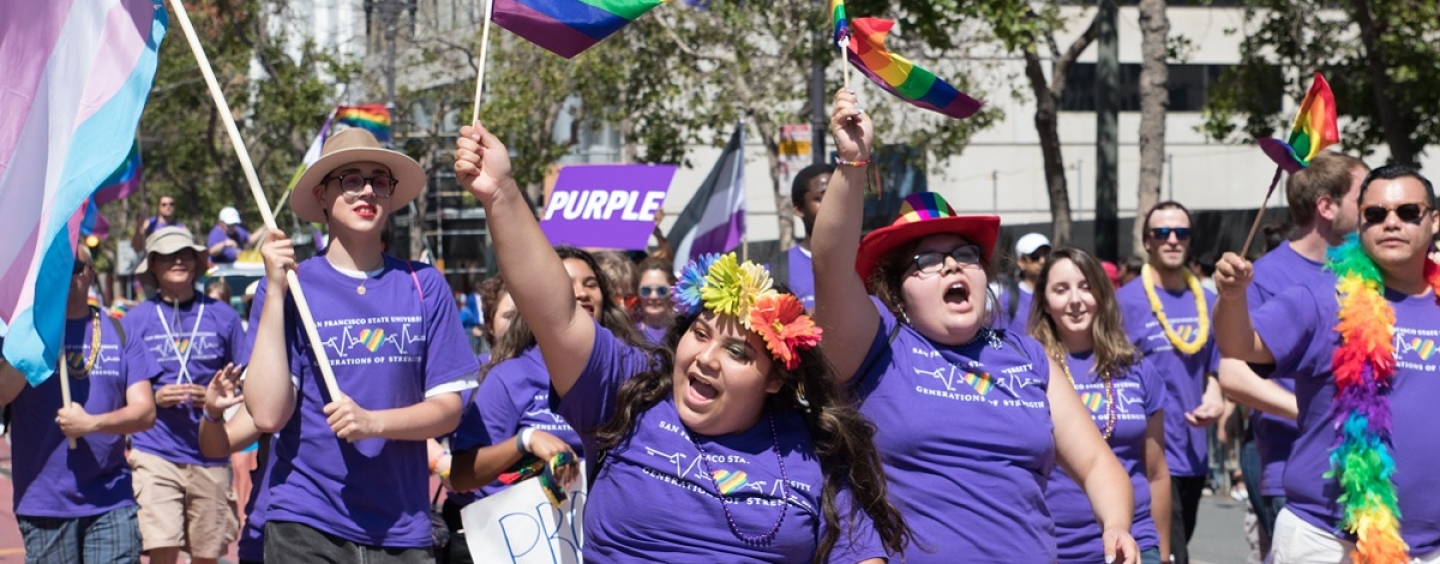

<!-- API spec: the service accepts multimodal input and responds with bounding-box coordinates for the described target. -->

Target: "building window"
[1059,63,1280,113]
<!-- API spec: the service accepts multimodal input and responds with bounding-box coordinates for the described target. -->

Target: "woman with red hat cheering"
[811,90,1140,564]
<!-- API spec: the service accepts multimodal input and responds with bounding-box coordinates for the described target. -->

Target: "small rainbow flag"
[1256,73,1338,174]
[831,0,982,120]
[493,0,669,59]
[335,104,391,143]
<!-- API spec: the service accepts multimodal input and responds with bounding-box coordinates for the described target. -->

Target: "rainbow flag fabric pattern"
[335,104,391,143]
[830,0,982,120]
[1256,73,1339,174]
[493,0,669,59]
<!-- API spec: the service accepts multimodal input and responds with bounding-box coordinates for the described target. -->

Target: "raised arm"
[246,231,298,433]
[200,364,261,457]
[1212,253,1274,364]
[811,90,881,383]
[0,355,24,407]
[454,122,594,398]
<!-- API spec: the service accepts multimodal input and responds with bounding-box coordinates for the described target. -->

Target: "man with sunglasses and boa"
[1114,201,1225,564]
[1214,164,1440,564]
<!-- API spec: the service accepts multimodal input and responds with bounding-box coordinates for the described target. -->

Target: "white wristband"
[516,427,535,454]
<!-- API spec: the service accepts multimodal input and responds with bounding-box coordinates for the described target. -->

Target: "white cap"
[1015,233,1051,256]
[219,206,242,225]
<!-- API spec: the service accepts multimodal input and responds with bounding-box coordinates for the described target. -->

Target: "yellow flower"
[700,254,777,327]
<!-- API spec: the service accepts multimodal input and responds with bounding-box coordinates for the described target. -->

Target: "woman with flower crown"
[453,121,910,562]
[1028,247,1172,564]
[810,90,1139,564]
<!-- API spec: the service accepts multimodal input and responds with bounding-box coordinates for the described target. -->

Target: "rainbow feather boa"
[1325,235,1440,563]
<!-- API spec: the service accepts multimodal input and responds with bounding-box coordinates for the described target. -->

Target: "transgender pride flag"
[668,125,745,274]
[0,0,168,385]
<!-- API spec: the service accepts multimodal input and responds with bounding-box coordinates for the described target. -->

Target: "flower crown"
[673,253,822,370]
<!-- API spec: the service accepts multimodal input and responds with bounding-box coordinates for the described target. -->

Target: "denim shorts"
[17,504,142,564]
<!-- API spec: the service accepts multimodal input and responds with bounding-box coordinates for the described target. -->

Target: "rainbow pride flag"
[335,104,391,143]
[1256,73,1338,174]
[493,0,669,59]
[830,0,982,120]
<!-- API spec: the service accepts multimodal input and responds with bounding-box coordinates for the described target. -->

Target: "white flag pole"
[168,0,342,402]
[471,0,496,123]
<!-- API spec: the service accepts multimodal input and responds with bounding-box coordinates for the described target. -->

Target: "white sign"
[460,464,587,564]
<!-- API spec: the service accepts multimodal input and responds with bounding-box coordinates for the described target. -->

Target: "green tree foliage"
[1201,0,1440,165]
[401,0,1000,250]
[113,0,357,247]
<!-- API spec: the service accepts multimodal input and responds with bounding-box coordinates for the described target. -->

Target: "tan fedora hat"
[290,128,426,223]
[135,226,206,276]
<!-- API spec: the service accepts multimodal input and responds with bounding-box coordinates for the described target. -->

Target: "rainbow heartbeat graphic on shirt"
[321,324,425,358]
[1396,335,1437,361]
[712,469,749,495]
[1079,392,1108,412]
[915,366,996,396]
[147,336,223,360]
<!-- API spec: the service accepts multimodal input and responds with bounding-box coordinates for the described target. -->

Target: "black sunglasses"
[912,245,982,275]
[1148,227,1191,241]
[638,285,670,298]
[1362,203,1432,225]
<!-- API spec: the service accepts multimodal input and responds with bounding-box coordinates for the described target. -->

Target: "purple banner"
[540,164,676,250]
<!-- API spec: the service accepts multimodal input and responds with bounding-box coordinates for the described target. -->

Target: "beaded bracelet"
[201,410,223,424]
[836,157,871,168]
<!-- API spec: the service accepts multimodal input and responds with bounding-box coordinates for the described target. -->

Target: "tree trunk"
[1349,0,1415,166]
[751,114,793,254]
[1024,49,1072,246]
[1134,0,1169,255]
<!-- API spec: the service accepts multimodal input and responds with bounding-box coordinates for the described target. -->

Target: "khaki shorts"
[130,449,239,558]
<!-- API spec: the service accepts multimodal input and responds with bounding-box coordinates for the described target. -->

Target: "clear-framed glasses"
[324,173,397,199]
[911,245,982,275]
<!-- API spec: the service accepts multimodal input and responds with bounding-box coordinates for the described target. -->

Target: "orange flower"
[748,294,823,371]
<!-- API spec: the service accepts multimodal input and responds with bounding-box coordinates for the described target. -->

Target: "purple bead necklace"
[689,410,789,546]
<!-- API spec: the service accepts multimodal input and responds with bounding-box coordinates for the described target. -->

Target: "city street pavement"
[1191,496,1255,564]
[1,433,1255,563]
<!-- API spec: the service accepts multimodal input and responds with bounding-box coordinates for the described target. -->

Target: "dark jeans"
[16,505,141,564]
[1240,435,1287,550]
[1170,475,1206,564]
[441,497,473,564]
[264,521,434,564]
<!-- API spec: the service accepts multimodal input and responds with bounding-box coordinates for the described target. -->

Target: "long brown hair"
[485,246,651,379]
[1026,247,1138,379]
[593,312,911,561]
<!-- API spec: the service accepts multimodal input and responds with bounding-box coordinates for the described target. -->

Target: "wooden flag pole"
[59,360,76,449]
[168,0,342,402]
[471,0,496,123]
[1240,167,1284,256]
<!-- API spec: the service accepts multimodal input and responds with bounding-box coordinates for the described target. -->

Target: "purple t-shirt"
[782,245,816,311]
[250,254,479,547]
[1253,279,1440,554]
[452,346,585,500]
[637,321,668,345]
[1116,278,1219,477]
[849,298,1057,563]
[207,224,251,264]
[1047,352,1166,561]
[125,295,250,466]
[1007,285,1036,336]
[9,313,161,518]
[553,322,884,562]
[144,216,181,236]
[1247,240,1324,496]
